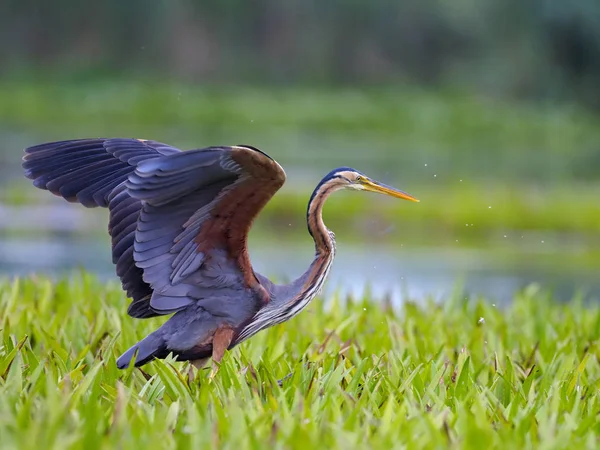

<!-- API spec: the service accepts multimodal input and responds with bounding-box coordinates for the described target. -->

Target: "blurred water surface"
[1,234,598,306]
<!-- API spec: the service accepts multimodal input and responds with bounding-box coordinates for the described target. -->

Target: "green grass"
[1,275,599,449]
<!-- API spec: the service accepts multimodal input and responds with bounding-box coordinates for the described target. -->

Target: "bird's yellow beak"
[360,178,420,202]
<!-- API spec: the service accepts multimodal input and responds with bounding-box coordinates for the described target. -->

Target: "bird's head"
[316,167,419,202]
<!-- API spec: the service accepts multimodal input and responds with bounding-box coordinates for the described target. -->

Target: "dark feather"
[23,138,180,318]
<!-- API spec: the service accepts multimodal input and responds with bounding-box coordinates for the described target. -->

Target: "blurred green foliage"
[2,82,600,183]
[1,82,599,266]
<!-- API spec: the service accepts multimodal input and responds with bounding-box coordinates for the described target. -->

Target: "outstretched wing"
[125,145,286,315]
[23,138,182,318]
[23,138,181,207]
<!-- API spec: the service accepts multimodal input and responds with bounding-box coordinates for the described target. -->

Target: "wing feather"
[125,145,286,314]
[24,138,181,318]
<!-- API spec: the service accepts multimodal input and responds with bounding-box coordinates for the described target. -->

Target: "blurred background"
[1,0,599,304]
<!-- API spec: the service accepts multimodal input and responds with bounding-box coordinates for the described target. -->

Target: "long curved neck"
[286,180,338,295]
[307,182,336,257]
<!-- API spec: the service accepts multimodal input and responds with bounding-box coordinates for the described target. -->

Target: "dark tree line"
[2,0,600,109]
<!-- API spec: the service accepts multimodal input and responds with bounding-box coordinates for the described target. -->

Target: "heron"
[22,138,418,370]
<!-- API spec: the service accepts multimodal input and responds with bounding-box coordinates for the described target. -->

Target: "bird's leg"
[187,357,209,383]
[210,326,235,377]
[191,358,209,370]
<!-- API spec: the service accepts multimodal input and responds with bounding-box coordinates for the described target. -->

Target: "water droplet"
[424,163,428,167]
[488,206,492,209]
[478,317,485,324]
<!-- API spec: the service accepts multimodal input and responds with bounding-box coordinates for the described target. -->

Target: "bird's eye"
[356,176,363,182]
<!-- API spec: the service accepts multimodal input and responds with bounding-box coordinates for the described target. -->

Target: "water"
[1,236,597,306]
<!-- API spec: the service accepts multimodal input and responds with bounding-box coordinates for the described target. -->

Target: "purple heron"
[22,139,418,369]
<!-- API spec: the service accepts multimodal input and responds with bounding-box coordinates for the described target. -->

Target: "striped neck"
[306,177,337,256]
[254,177,338,320]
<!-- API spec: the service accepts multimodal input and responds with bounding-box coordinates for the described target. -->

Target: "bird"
[22,138,418,370]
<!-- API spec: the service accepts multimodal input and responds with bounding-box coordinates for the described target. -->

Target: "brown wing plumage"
[126,145,286,315]
[194,147,287,291]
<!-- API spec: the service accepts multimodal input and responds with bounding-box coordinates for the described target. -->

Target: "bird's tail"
[116,330,168,369]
